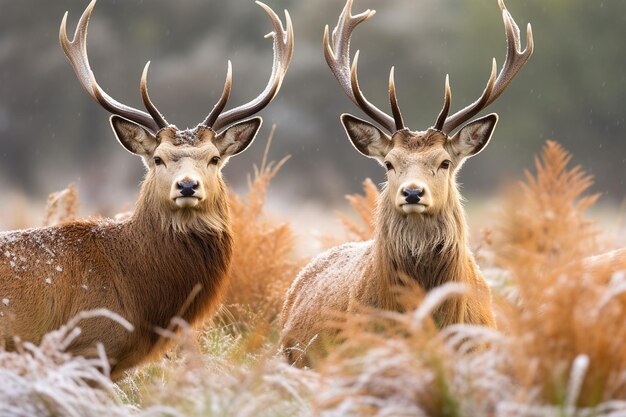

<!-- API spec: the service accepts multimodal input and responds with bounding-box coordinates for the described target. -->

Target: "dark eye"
[210,156,221,165]
[440,160,451,170]
[384,161,394,171]
[154,156,163,166]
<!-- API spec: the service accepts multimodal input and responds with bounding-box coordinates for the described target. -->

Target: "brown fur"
[0,168,233,380]
[0,116,268,380]
[280,124,497,367]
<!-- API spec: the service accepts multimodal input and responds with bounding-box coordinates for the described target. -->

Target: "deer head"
[60,0,293,213]
[325,0,532,216]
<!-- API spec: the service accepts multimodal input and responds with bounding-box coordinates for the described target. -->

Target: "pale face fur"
[384,130,453,215]
[150,134,222,211]
[110,115,262,232]
[341,113,499,217]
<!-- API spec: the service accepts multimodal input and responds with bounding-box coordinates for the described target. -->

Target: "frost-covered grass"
[0,309,135,417]
[2,141,626,416]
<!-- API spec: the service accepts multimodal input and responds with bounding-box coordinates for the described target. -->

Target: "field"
[1,138,626,417]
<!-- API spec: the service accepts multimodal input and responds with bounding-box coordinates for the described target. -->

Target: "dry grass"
[301,140,626,416]
[44,183,79,226]
[1,139,626,416]
[322,178,379,247]
[491,141,626,409]
[494,140,601,273]
[337,178,378,242]
[313,284,506,417]
[0,309,134,416]
[121,322,319,417]
[221,127,305,329]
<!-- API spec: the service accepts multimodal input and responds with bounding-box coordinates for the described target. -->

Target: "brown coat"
[0,182,232,380]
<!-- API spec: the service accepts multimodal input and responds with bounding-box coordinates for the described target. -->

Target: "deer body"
[0,193,231,379]
[280,0,532,366]
[0,0,293,379]
[281,133,495,366]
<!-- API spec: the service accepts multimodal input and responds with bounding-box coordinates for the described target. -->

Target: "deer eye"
[440,160,451,170]
[153,156,163,166]
[384,161,394,171]
[210,156,221,165]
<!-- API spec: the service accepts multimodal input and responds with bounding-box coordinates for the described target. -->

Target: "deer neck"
[373,185,470,291]
[117,178,233,328]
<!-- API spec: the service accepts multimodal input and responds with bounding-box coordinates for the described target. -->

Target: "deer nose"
[402,187,425,204]
[177,180,199,197]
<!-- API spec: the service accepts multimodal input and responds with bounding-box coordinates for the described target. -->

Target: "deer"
[280,0,533,367]
[0,0,293,380]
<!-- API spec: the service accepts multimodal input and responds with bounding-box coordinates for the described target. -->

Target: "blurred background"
[0,0,625,233]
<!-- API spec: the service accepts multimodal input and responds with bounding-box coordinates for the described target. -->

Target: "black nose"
[177,180,199,197]
[402,188,424,204]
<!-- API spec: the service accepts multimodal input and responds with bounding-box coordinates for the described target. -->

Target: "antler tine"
[323,0,374,87]
[202,61,233,128]
[441,0,533,134]
[211,2,294,131]
[324,0,396,133]
[434,75,452,131]
[141,62,169,129]
[388,67,405,131]
[60,0,163,133]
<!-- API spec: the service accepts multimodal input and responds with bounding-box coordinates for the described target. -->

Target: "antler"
[439,0,533,134]
[324,0,404,133]
[60,0,168,133]
[207,1,294,131]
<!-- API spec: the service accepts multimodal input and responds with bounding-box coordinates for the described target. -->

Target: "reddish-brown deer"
[280,0,532,366]
[0,0,293,379]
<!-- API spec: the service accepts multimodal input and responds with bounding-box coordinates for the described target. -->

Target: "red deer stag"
[0,0,293,380]
[281,0,532,366]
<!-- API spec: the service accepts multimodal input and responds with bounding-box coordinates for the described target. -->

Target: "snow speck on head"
[55,265,63,272]
[45,278,52,284]
[2,298,9,306]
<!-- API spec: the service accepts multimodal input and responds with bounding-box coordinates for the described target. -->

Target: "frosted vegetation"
[1,141,626,416]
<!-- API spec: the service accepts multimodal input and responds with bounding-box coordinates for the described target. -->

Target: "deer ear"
[341,114,393,161]
[110,115,159,157]
[213,117,262,158]
[448,114,498,160]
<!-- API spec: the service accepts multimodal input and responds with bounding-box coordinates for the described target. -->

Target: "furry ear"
[341,114,393,161]
[447,113,498,160]
[213,117,262,158]
[110,115,159,157]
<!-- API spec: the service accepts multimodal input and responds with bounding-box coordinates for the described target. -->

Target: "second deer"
[281,0,533,366]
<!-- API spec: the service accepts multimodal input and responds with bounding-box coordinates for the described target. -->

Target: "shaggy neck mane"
[117,176,233,335]
[373,181,470,293]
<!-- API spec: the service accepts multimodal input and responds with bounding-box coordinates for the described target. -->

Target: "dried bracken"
[2,140,626,417]
[492,141,626,408]
[221,128,304,327]
[324,178,379,247]
[495,140,600,274]
[43,183,80,227]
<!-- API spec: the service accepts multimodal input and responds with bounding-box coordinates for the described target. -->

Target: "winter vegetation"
[1,138,625,416]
